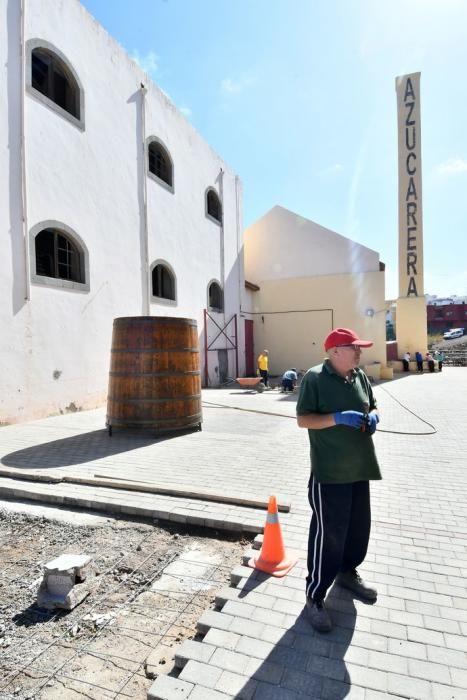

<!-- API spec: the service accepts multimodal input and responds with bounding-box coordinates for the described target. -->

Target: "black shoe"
[336,569,377,601]
[305,598,332,632]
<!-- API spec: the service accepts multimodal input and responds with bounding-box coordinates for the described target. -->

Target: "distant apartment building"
[426,300,467,334]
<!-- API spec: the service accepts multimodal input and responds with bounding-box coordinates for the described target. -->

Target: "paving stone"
[450,668,467,688]
[203,628,240,651]
[268,644,309,673]
[295,634,331,658]
[307,654,347,682]
[209,647,251,675]
[229,617,265,639]
[215,670,257,699]
[245,656,284,684]
[387,671,432,699]
[388,638,427,660]
[346,663,388,692]
[368,650,408,675]
[445,634,467,652]
[221,599,256,620]
[188,686,231,700]
[252,682,300,700]
[352,630,388,652]
[431,682,467,700]
[423,615,461,634]
[179,660,222,688]
[281,667,323,696]
[235,635,274,660]
[388,609,424,627]
[426,645,467,669]
[260,625,296,646]
[369,620,407,640]
[407,625,446,646]
[408,658,452,684]
[321,679,365,699]
[174,640,216,668]
[197,610,234,634]
[251,606,287,628]
[147,675,193,700]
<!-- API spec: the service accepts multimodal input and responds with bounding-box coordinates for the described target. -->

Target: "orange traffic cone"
[248,495,298,577]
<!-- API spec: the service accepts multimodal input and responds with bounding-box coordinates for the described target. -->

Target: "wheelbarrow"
[236,377,266,392]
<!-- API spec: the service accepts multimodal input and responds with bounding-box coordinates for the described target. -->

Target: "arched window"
[148,139,173,188]
[152,263,176,301]
[35,228,83,283]
[206,188,222,224]
[208,281,223,312]
[30,45,81,121]
[30,222,89,291]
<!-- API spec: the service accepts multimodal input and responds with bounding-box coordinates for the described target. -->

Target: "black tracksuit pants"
[306,475,371,602]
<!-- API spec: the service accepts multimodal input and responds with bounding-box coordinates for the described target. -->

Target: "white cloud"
[132,49,158,76]
[180,106,192,117]
[220,76,254,94]
[436,158,467,176]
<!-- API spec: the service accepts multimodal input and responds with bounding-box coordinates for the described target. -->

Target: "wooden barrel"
[106,316,202,432]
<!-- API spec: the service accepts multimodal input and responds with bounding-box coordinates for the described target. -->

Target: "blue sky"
[82,0,467,300]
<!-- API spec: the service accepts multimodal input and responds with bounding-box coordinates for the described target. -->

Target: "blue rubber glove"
[334,411,365,429]
[367,413,379,435]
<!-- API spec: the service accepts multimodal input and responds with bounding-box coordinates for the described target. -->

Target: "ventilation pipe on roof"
[20,0,30,301]
[235,175,243,313]
[140,83,150,315]
[219,168,225,296]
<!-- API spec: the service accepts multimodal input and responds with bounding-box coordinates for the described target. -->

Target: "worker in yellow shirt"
[257,349,269,388]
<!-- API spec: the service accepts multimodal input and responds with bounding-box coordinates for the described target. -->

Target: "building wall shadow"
[1,427,196,469]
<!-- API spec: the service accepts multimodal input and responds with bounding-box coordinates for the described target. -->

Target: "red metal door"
[245,319,254,376]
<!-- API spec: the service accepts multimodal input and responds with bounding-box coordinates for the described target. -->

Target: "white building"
[1,0,245,424]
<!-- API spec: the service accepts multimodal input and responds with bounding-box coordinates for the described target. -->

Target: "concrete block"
[36,553,92,611]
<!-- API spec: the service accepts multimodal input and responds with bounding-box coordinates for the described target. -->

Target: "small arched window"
[35,228,84,283]
[31,48,80,119]
[208,281,223,312]
[206,189,222,224]
[152,263,176,301]
[148,140,173,188]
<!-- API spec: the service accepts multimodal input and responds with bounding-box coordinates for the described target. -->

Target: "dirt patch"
[0,508,248,699]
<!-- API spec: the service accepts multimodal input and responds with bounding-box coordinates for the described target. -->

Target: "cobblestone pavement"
[1,368,466,699]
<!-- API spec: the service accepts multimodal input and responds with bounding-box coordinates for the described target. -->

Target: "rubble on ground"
[0,507,246,699]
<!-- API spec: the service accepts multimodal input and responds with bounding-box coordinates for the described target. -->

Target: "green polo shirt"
[296,360,382,484]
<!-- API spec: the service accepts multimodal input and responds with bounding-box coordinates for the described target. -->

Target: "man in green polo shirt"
[296,327,381,633]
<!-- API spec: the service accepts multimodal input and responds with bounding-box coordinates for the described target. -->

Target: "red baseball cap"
[324,327,373,351]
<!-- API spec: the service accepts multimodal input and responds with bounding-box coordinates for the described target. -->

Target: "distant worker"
[281,368,298,393]
[257,349,269,387]
[426,352,435,373]
[415,351,423,373]
[402,351,411,372]
[434,349,444,372]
